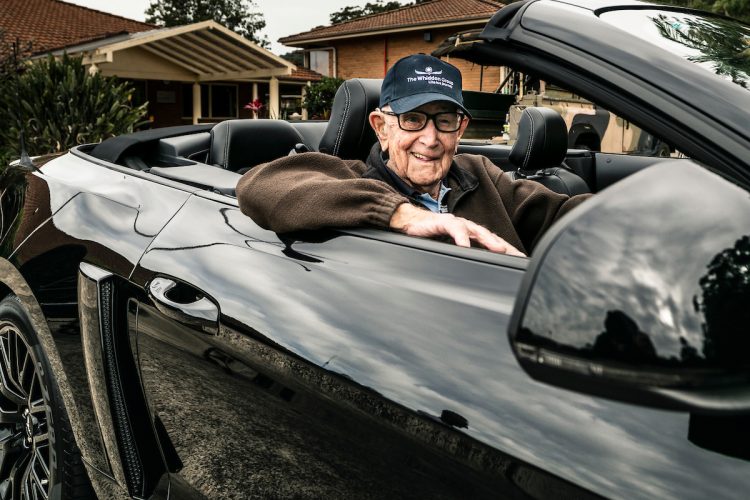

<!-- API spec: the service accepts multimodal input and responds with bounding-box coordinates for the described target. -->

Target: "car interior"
[83,77,682,198]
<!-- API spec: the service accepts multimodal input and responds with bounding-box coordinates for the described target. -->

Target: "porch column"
[252,82,259,119]
[88,63,99,76]
[192,82,201,125]
[301,83,309,120]
[269,76,280,120]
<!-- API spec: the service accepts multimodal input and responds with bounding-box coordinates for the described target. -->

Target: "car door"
[129,186,749,499]
[129,192,605,499]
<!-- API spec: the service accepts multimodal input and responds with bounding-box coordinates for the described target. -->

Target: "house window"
[280,95,303,119]
[209,84,237,118]
[181,83,238,119]
[308,50,330,76]
[181,84,193,118]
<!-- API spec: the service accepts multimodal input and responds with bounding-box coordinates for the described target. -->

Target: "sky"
[65,1,408,55]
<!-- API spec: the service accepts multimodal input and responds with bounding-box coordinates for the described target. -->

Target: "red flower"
[244,98,264,112]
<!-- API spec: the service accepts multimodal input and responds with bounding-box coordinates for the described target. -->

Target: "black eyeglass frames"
[380,110,466,132]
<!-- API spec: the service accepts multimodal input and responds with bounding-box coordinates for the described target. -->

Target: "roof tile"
[0,0,154,52]
[280,0,504,45]
[285,67,324,81]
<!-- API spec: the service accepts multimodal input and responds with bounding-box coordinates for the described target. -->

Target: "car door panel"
[131,195,599,499]
[129,194,749,499]
[593,154,687,191]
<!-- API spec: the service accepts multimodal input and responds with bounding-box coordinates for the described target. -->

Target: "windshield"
[599,9,750,89]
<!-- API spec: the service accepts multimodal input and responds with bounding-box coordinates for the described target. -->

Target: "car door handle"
[148,277,219,334]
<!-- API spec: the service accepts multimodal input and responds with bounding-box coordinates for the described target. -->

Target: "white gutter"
[281,19,489,47]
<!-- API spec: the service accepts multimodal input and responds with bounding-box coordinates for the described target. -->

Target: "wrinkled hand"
[389,203,526,256]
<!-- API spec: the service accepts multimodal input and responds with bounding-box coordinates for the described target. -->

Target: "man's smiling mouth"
[411,152,439,161]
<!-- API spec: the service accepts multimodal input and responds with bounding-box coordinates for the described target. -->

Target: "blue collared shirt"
[415,184,451,213]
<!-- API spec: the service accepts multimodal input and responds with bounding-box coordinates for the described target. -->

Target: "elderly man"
[237,54,588,256]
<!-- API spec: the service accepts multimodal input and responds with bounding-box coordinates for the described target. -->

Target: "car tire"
[654,142,671,157]
[0,295,93,499]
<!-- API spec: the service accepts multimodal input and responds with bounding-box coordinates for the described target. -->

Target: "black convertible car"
[0,0,748,498]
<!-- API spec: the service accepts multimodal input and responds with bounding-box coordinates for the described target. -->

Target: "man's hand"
[389,203,526,256]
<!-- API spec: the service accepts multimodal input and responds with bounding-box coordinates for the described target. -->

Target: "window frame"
[181,83,239,120]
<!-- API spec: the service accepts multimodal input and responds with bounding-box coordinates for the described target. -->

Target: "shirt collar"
[416,184,452,213]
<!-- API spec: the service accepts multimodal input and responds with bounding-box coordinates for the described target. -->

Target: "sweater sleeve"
[236,152,409,233]
[486,157,591,251]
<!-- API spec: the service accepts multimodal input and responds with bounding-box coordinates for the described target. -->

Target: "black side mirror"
[508,161,750,415]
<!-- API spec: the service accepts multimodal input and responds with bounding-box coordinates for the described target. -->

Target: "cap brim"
[389,92,472,119]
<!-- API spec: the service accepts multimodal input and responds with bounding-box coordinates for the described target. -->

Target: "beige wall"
[326,27,502,92]
[99,46,195,81]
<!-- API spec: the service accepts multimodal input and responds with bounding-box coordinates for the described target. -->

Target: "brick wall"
[330,27,502,92]
[335,37,388,80]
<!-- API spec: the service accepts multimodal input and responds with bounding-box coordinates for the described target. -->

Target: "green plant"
[0,35,32,166]
[0,53,148,164]
[302,77,344,119]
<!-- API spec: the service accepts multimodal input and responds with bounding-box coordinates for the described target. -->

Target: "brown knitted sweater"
[237,148,590,254]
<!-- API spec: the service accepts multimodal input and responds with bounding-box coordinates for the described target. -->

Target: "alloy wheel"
[0,323,51,500]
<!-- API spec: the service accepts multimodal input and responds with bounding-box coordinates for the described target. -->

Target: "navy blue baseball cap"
[380,54,471,118]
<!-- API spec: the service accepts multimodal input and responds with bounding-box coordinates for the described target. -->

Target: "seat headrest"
[209,119,305,171]
[319,78,382,161]
[509,107,568,171]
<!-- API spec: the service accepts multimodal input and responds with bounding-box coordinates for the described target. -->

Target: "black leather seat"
[508,107,590,196]
[289,121,328,151]
[208,119,307,172]
[318,78,382,160]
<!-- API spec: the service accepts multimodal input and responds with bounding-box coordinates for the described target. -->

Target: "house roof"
[0,0,154,52]
[43,21,297,83]
[279,0,505,46]
[284,67,324,82]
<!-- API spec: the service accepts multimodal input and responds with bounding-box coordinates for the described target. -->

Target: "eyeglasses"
[381,110,466,132]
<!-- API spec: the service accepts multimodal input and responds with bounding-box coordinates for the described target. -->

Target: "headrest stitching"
[523,110,535,170]
[223,121,231,169]
[542,113,549,167]
[333,82,351,156]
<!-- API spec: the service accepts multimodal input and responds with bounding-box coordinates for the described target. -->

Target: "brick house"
[2,0,321,127]
[279,0,506,92]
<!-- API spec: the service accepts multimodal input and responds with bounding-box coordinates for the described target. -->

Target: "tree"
[653,13,750,87]
[330,1,406,24]
[695,235,750,367]
[302,77,344,119]
[281,50,304,66]
[657,0,750,23]
[146,0,269,47]
[0,52,147,165]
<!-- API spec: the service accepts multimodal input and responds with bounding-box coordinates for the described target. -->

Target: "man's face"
[369,101,469,199]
